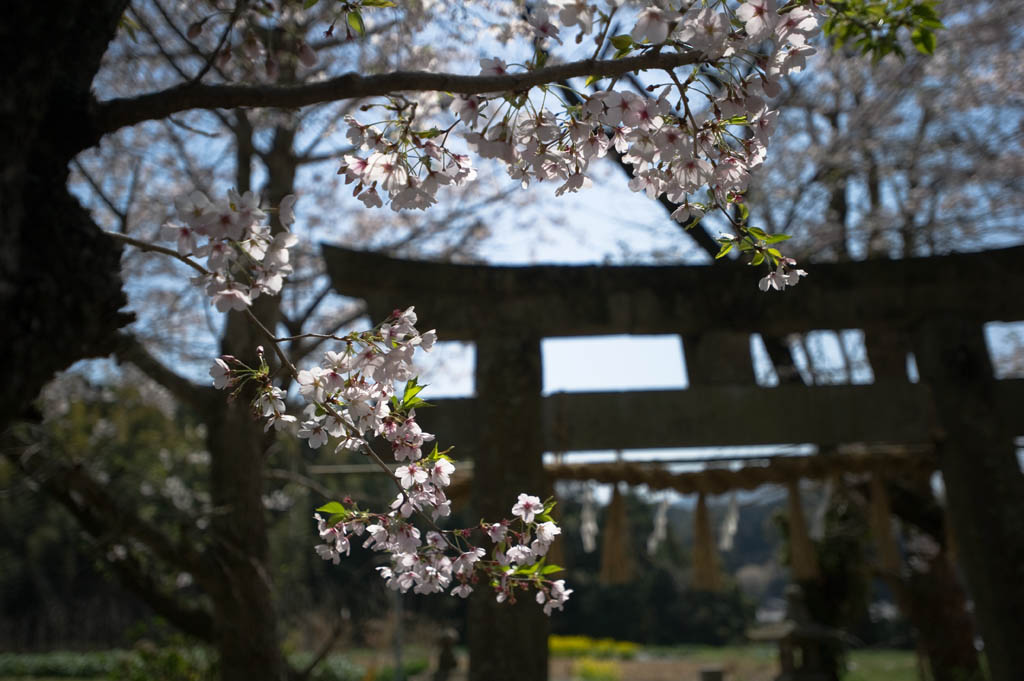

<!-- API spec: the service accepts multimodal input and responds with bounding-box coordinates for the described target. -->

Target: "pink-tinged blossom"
[211,285,252,313]
[257,386,286,417]
[452,548,486,576]
[315,543,342,564]
[527,8,560,42]
[429,458,456,487]
[364,152,409,194]
[670,203,705,225]
[774,6,819,48]
[539,579,573,615]
[479,57,508,77]
[426,531,446,550]
[297,367,328,402]
[297,420,329,449]
[677,8,732,58]
[210,358,232,389]
[452,95,484,127]
[451,583,473,598]
[506,544,536,565]
[396,463,429,489]
[736,0,779,42]
[278,194,297,227]
[161,223,198,255]
[264,412,297,432]
[631,6,680,45]
[363,524,390,551]
[486,521,509,543]
[175,190,215,230]
[512,493,543,523]
[758,264,807,292]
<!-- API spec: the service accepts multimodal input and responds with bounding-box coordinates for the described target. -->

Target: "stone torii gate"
[323,244,1024,681]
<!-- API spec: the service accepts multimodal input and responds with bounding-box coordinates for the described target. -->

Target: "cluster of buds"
[209,307,571,613]
[161,190,297,312]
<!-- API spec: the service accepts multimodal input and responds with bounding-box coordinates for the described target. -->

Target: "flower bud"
[297,41,318,68]
[216,47,231,69]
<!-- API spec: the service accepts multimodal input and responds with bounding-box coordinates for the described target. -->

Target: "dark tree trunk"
[0,1,132,429]
[469,335,549,681]
[198,119,300,681]
[912,319,1024,681]
[866,330,982,679]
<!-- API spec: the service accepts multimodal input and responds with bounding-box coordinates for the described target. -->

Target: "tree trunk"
[0,1,131,430]
[912,319,1024,681]
[469,335,549,681]
[866,330,982,679]
[204,296,288,681]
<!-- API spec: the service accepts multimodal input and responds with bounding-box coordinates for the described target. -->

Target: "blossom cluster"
[209,307,571,613]
[160,190,297,312]
[340,112,478,211]
[315,491,571,614]
[340,0,820,282]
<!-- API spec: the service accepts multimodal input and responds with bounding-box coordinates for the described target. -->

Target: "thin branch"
[95,50,704,134]
[114,331,217,412]
[288,305,368,366]
[266,468,334,500]
[104,547,217,642]
[294,617,345,681]
[71,159,128,228]
[105,230,210,275]
[8,446,210,583]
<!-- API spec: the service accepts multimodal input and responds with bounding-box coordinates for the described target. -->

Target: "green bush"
[110,644,216,681]
[288,652,365,681]
[0,650,130,677]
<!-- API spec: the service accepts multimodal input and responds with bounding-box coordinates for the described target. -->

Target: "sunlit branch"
[95,50,704,134]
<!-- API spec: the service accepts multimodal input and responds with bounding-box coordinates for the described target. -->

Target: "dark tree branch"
[105,546,217,642]
[114,331,218,413]
[9,447,211,586]
[266,468,334,501]
[293,616,344,681]
[94,51,703,135]
[71,158,128,229]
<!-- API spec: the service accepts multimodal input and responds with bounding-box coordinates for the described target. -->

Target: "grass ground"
[0,644,917,681]
[548,645,917,681]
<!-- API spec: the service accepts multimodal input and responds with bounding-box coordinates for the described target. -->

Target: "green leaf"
[347,10,365,36]
[763,233,792,245]
[414,128,443,139]
[609,34,633,50]
[327,513,347,527]
[584,74,599,88]
[750,252,765,266]
[317,501,347,515]
[736,202,750,221]
[303,0,319,8]
[362,0,397,6]
[748,226,768,240]
[911,28,936,55]
[541,564,564,575]
[715,242,734,259]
